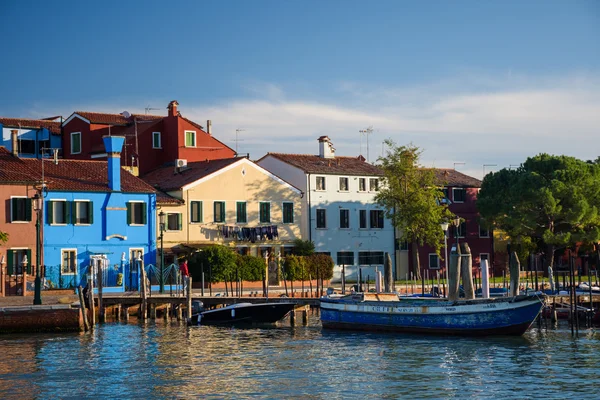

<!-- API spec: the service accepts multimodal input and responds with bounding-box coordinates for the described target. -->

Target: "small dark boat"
[188,301,296,326]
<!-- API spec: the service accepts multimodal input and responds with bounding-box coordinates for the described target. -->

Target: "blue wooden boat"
[320,293,545,336]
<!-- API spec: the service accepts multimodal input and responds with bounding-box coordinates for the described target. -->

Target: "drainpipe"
[307,173,312,244]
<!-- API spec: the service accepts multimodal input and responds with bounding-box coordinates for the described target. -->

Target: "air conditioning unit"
[176,159,188,168]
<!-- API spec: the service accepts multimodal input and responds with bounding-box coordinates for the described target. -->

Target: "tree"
[0,231,8,244]
[375,140,453,279]
[237,254,266,293]
[477,154,600,269]
[188,245,237,283]
[292,239,315,256]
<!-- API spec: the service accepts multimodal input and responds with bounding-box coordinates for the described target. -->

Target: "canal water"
[0,315,598,399]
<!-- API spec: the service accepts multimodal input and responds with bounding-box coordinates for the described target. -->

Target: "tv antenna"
[232,129,245,154]
[359,126,374,163]
[145,106,161,115]
[453,162,465,170]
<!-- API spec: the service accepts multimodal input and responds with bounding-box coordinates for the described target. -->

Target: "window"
[370,210,384,229]
[316,209,327,229]
[236,247,250,256]
[456,221,466,238]
[339,177,349,191]
[236,202,247,223]
[127,202,147,225]
[19,139,35,155]
[359,178,366,192]
[71,132,81,154]
[316,176,326,191]
[337,251,354,265]
[441,188,451,204]
[62,250,77,274]
[359,210,367,229]
[6,249,31,275]
[358,251,384,265]
[282,246,294,257]
[152,132,161,149]
[38,140,49,157]
[185,130,196,147]
[48,200,69,225]
[214,201,225,223]
[10,197,32,222]
[398,240,409,251]
[453,188,466,203]
[259,202,271,223]
[479,224,490,238]
[339,209,350,229]
[190,201,203,223]
[429,254,440,269]
[167,213,182,231]
[282,202,294,224]
[74,200,93,225]
[369,178,379,192]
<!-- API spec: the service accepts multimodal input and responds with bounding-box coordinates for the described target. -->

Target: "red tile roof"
[433,169,482,188]
[72,112,130,125]
[0,147,41,183]
[0,117,61,134]
[156,191,184,205]
[260,153,384,176]
[22,158,156,193]
[142,158,242,191]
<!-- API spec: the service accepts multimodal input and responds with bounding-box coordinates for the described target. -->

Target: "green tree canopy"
[292,239,315,256]
[237,255,266,282]
[188,245,237,283]
[284,255,305,281]
[0,231,8,244]
[306,253,335,281]
[375,140,453,277]
[477,154,600,268]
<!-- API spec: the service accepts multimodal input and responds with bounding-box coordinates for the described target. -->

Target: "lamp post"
[440,222,449,295]
[454,216,461,251]
[33,193,42,305]
[159,211,165,294]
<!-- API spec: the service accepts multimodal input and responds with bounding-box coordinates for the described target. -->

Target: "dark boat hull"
[320,293,545,336]
[190,302,296,326]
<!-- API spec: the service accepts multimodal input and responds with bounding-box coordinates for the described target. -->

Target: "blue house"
[0,117,62,159]
[23,136,157,293]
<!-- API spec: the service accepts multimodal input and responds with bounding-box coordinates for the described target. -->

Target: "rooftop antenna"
[145,106,161,115]
[453,162,465,170]
[359,126,374,163]
[232,129,245,154]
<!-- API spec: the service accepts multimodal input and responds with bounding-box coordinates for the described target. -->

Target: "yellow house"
[142,157,303,265]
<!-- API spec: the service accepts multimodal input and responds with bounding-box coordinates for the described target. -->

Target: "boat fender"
[231,308,235,318]
[197,314,202,326]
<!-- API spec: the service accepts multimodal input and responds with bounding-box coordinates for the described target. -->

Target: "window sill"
[74,223,92,226]
[315,227,328,230]
[10,221,30,224]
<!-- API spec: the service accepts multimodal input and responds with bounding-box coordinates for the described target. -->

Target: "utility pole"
[359,126,374,163]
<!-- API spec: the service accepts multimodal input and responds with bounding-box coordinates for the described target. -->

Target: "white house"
[257,136,395,282]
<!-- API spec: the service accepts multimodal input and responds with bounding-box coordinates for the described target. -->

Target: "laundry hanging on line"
[218,225,279,242]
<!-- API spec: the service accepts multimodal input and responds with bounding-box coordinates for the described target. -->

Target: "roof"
[259,153,384,176]
[142,158,242,191]
[21,158,156,193]
[156,191,184,205]
[433,169,482,188]
[0,147,40,183]
[0,117,61,134]
[71,111,131,125]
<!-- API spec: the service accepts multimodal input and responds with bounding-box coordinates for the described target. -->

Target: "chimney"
[167,100,179,117]
[10,130,18,156]
[102,135,125,191]
[206,120,212,135]
[318,136,335,159]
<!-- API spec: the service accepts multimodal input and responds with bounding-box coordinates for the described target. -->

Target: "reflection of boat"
[188,301,296,326]
[320,292,545,336]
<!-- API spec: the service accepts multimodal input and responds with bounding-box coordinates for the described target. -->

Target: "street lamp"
[454,216,461,251]
[33,193,42,305]
[159,210,166,294]
[440,222,449,296]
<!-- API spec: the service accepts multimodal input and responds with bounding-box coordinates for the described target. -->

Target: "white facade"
[258,151,395,283]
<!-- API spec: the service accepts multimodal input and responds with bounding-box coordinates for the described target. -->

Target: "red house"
[61,101,235,175]
[405,169,494,279]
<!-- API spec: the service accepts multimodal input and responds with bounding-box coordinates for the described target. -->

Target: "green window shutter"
[88,201,94,224]
[178,214,182,230]
[126,202,132,225]
[214,202,218,222]
[47,201,53,224]
[221,202,225,222]
[199,201,203,222]
[142,203,147,225]
[7,250,14,275]
[11,198,17,221]
[65,201,72,224]
[26,249,32,274]
[25,198,32,221]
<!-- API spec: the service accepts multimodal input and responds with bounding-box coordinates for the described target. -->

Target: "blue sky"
[1,0,598,178]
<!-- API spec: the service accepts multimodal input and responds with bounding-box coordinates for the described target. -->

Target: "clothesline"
[219,225,279,242]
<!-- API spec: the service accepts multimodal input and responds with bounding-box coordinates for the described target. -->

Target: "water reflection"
[0,318,598,399]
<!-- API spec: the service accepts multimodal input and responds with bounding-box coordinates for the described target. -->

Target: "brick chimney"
[11,130,18,156]
[167,100,179,117]
[102,135,125,191]
[318,136,335,159]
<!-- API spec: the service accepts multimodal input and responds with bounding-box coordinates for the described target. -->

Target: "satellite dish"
[121,111,131,118]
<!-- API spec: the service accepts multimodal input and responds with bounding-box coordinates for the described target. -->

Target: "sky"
[1,0,598,179]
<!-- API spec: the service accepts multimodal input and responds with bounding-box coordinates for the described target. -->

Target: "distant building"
[61,100,236,175]
[0,117,62,159]
[257,136,394,282]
